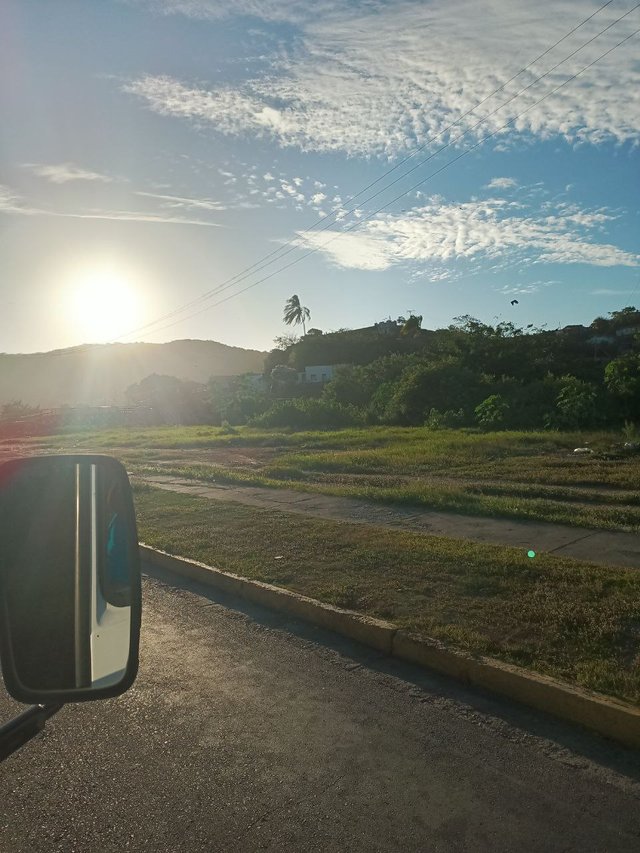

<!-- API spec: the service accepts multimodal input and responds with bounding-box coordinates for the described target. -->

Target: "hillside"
[0,340,266,407]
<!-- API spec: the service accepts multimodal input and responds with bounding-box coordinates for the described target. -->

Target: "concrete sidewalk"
[138,474,640,569]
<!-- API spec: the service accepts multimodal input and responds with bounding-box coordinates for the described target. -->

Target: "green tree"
[273,333,299,350]
[604,354,640,420]
[400,314,423,337]
[322,365,372,408]
[125,374,211,425]
[608,306,640,332]
[605,354,640,399]
[475,395,509,430]
[551,375,597,429]
[283,295,311,335]
[385,360,483,425]
[208,376,270,425]
[270,364,299,392]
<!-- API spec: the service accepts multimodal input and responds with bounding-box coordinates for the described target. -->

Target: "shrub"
[550,375,598,430]
[250,398,362,430]
[474,395,509,430]
[385,360,484,425]
[425,408,466,429]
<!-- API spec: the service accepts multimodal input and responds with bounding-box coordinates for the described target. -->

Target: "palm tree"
[283,294,311,336]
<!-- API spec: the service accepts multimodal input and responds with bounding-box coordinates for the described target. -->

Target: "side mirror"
[0,455,141,704]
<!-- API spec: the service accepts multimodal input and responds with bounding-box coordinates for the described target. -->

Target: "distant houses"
[302,364,339,383]
[374,319,400,336]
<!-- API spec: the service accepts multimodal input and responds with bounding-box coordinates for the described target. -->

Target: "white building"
[304,365,337,383]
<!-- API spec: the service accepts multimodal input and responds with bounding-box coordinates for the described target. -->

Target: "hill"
[0,340,266,407]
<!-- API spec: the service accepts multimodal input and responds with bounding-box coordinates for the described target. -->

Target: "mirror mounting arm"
[0,703,64,763]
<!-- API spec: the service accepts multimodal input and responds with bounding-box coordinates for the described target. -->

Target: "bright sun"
[69,269,142,342]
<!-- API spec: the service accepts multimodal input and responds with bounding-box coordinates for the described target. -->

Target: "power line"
[141,24,640,338]
[115,0,626,340]
[193,1,640,311]
[127,11,640,339]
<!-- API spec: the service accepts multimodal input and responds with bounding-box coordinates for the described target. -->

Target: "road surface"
[1,564,639,852]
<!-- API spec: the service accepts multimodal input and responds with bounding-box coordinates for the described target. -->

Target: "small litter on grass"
[573,447,593,454]
[274,555,284,560]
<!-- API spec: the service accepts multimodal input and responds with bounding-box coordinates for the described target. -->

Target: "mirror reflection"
[0,456,138,697]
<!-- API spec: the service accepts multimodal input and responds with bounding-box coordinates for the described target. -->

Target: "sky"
[1,0,639,354]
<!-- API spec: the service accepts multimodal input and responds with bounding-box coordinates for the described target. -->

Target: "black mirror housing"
[0,455,141,704]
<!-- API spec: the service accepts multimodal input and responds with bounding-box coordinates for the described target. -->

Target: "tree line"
[4,305,638,433]
[121,305,640,432]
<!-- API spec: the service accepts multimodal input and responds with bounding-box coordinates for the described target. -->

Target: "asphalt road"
[1,565,639,852]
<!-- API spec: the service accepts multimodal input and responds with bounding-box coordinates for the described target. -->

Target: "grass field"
[30,424,640,531]
[12,424,637,702]
[135,484,640,705]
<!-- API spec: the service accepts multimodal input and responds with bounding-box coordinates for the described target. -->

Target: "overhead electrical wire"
[114,0,630,341]
[140,23,640,338]
[122,7,639,340]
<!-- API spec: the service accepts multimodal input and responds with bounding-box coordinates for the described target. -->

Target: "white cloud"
[294,196,640,271]
[126,0,336,24]
[23,163,114,184]
[225,166,332,210]
[135,190,225,211]
[498,279,559,295]
[0,184,222,227]
[296,229,394,271]
[48,209,224,227]
[486,177,518,190]
[0,185,25,213]
[124,1,640,157]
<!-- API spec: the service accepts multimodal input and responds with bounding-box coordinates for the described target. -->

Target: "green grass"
[134,485,640,705]
[130,457,640,532]
[20,424,640,531]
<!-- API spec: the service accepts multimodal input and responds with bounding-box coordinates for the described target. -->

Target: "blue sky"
[1,0,639,353]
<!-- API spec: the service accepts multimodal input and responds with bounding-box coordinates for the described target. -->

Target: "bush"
[549,375,598,430]
[250,398,363,430]
[425,408,466,429]
[474,395,509,430]
[384,360,484,425]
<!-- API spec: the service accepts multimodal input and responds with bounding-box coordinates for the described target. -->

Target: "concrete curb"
[140,545,396,654]
[392,632,640,749]
[140,544,640,750]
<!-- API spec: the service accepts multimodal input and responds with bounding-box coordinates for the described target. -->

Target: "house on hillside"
[587,335,616,346]
[615,326,640,338]
[558,324,588,335]
[586,334,616,361]
[615,326,640,352]
[374,319,400,336]
[303,365,338,383]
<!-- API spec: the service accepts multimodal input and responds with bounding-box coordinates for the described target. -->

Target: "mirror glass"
[0,456,140,702]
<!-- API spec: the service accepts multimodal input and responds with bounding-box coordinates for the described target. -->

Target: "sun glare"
[68,268,142,342]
